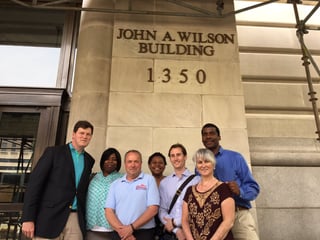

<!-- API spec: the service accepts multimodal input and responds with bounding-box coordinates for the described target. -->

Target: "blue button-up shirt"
[214,147,260,209]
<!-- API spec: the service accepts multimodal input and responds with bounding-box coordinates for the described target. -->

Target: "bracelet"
[130,223,135,232]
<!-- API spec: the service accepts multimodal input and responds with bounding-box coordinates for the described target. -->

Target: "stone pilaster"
[68,0,115,162]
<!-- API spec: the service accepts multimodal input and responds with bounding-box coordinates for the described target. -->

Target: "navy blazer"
[21,144,95,238]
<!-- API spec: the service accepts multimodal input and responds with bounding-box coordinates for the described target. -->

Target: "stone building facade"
[67,1,320,240]
[0,1,319,239]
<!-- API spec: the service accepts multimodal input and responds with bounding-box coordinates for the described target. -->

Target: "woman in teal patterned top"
[86,148,123,240]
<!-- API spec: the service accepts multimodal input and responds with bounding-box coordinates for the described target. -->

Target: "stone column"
[68,0,114,163]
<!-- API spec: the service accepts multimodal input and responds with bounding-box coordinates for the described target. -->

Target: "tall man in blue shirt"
[201,123,260,240]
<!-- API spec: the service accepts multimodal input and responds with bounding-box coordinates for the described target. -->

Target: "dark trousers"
[111,228,155,240]
[86,230,114,240]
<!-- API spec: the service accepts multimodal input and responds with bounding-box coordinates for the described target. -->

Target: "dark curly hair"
[148,152,167,165]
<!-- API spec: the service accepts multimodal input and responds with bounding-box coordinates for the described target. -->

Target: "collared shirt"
[159,169,200,227]
[214,147,260,209]
[69,142,84,210]
[105,172,159,229]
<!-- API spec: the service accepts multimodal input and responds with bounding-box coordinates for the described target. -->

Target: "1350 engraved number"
[147,68,206,84]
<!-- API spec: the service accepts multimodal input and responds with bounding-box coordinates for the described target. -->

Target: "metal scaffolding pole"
[293,1,320,141]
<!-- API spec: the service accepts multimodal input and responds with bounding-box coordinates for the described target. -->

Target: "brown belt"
[235,206,249,211]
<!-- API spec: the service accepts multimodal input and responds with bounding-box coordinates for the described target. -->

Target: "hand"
[117,225,133,239]
[124,234,136,240]
[175,228,186,240]
[22,221,35,239]
[163,217,174,232]
[226,181,240,196]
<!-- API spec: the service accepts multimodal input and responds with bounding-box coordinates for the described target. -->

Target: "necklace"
[197,179,219,193]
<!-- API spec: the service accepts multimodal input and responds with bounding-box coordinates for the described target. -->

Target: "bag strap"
[168,174,196,214]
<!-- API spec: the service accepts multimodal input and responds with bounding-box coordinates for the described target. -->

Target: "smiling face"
[148,156,166,177]
[169,147,187,171]
[125,151,142,180]
[71,127,93,152]
[201,126,221,154]
[103,153,118,175]
[195,157,214,177]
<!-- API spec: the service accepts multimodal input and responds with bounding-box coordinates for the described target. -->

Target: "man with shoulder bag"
[159,143,200,240]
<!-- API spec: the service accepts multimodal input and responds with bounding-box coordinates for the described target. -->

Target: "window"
[0,6,77,91]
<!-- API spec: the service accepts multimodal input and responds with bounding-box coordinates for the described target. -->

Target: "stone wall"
[69,0,252,176]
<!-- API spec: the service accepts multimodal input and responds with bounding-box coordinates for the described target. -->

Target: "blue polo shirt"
[105,172,159,229]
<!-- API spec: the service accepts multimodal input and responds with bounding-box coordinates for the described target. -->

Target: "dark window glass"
[0,112,40,203]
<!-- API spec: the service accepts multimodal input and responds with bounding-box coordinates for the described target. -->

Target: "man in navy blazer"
[21,120,95,239]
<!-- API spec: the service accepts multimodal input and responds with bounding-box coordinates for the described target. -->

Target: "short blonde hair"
[192,148,216,167]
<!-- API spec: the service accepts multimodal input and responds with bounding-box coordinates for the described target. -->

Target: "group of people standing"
[21,120,260,240]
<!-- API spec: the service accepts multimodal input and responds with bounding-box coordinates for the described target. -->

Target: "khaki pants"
[232,209,259,240]
[34,212,82,240]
